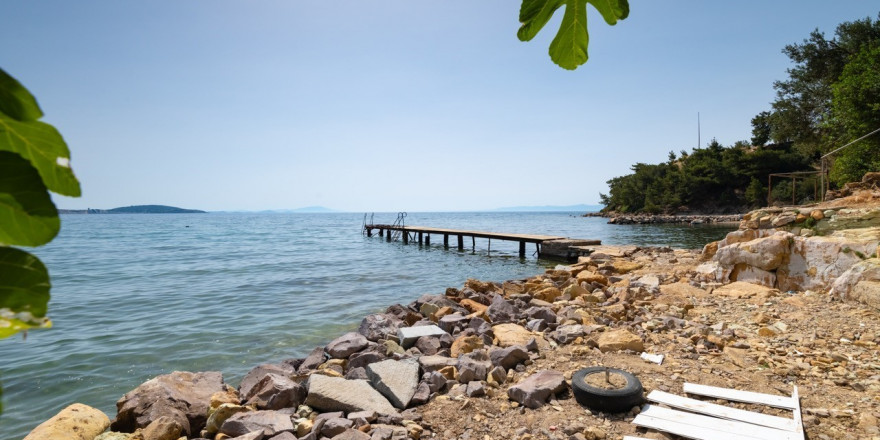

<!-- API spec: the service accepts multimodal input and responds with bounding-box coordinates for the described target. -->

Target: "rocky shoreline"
[584,212,743,225]
[24,194,880,440]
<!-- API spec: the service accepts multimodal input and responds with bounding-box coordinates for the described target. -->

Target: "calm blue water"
[0,212,732,439]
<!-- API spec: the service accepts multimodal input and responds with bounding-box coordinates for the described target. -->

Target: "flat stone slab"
[366,359,420,409]
[398,325,447,348]
[305,374,397,415]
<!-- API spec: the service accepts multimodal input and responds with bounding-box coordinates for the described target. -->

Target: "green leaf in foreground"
[0,111,80,197]
[0,151,60,246]
[518,0,629,70]
[0,246,51,339]
[0,68,43,122]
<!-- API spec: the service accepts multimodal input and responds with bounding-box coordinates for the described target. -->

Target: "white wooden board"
[683,382,797,409]
[635,405,801,440]
[647,390,798,431]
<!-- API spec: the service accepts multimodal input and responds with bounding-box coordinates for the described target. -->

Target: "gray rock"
[397,325,447,349]
[524,306,557,324]
[507,370,567,409]
[347,410,377,424]
[457,350,491,383]
[409,382,431,406]
[549,324,586,344]
[417,355,456,372]
[330,429,371,440]
[230,432,265,440]
[423,371,447,393]
[345,367,369,380]
[219,410,294,437]
[326,332,370,359]
[111,371,225,435]
[305,374,397,415]
[486,295,517,323]
[414,336,442,355]
[267,433,297,440]
[368,424,408,440]
[525,319,547,332]
[238,364,295,405]
[246,373,306,410]
[467,318,494,337]
[366,359,420,409]
[489,345,530,370]
[489,366,507,384]
[321,417,354,437]
[466,381,485,398]
[348,349,386,370]
[298,346,327,373]
[438,313,469,334]
[359,313,404,342]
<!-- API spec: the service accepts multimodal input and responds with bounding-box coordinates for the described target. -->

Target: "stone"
[493,323,545,349]
[321,417,355,437]
[549,324,586,344]
[772,213,797,227]
[358,313,404,342]
[326,332,370,359]
[298,346,327,373]
[423,371,448,393]
[830,258,880,308]
[397,325,447,349]
[206,404,252,436]
[632,275,660,289]
[305,374,397,414]
[810,209,825,220]
[414,335,442,355]
[713,281,778,299]
[466,381,486,397]
[409,382,431,406]
[366,359,420,409]
[438,313,469,334]
[714,232,793,272]
[728,264,777,287]
[488,345,530,370]
[111,371,225,435]
[459,298,489,315]
[457,350,491,383]
[245,373,307,410]
[525,318,547,332]
[488,365,507,385]
[596,329,644,353]
[270,433,297,440]
[211,386,242,410]
[507,370,567,409]
[349,349,386,370]
[239,364,295,400]
[330,429,371,440]
[142,416,184,440]
[524,306,556,324]
[24,403,110,440]
[486,295,518,323]
[417,355,456,372]
[219,410,294,437]
[777,229,880,291]
[230,432,265,440]
[450,334,484,358]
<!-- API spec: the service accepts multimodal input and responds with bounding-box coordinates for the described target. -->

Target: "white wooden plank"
[791,386,805,439]
[633,412,757,440]
[647,390,798,431]
[638,405,802,440]
[683,383,796,409]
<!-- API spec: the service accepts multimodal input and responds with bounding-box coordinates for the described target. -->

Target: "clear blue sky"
[3,2,877,212]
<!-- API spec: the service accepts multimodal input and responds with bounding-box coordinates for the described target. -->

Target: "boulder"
[417,355,456,373]
[348,349,386,370]
[457,350,491,383]
[488,345,529,370]
[111,371,225,435]
[486,295,517,323]
[321,417,354,437]
[142,416,184,440]
[366,359,420,409]
[329,429,371,440]
[245,373,306,410]
[414,335,442,355]
[358,313,403,342]
[298,346,327,373]
[24,403,110,440]
[450,334,484,358]
[831,258,880,309]
[507,370,567,409]
[714,232,793,272]
[238,364,294,401]
[219,410,294,437]
[492,323,548,350]
[305,374,397,415]
[548,324,586,344]
[326,332,370,359]
[206,403,252,436]
[438,313,469,334]
[229,432,265,440]
[778,228,880,291]
[397,325,447,349]
[596,329,644,353]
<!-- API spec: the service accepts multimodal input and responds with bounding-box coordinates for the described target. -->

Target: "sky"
[2,2,878,212]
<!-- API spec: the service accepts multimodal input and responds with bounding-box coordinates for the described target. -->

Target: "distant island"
[490,204,603,212]
[59,205,206,214]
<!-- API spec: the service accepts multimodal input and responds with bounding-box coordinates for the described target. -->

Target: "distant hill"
[59,205,206,214]
[491,204,603,213]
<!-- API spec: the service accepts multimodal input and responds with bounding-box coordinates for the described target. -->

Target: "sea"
[0,212,734,439]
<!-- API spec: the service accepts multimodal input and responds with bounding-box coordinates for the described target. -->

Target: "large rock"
[457,350,491,383]
[24,403,110,440]
[492,323,548,350]
[596,329,644,353]
[488,345,530,370]
[486,295,517,323]
[358,313,403,342]
[298,346,327,373]
[507,370,567,409]
[142,416,184,440]
[305,374,397,414]
[778,228,880,291]
[418,355,456,373]
[245,373,306,410]
[397,325,447,349]
[111,371,225,435]
[239,364,295,400]
[219,410,294,437]
[714,232,793,272]
[206,404,252,436]
[366,359,420,409]
[326,332,370,359]
[831,258,880,309]
[450,334,484,358]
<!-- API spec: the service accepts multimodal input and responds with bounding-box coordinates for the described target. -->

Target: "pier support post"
[425,235,430,245]
[379,229,384,237]
[403,231,408,244]
[472,236,475,251]
[519,241,526,258]
[457,235,464,250]
[366,228,372,237]
[387,230,392,242]
[418,232,423,244]
[443,234,449,248]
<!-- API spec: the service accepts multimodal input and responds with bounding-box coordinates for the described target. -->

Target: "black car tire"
[571,366,644,413]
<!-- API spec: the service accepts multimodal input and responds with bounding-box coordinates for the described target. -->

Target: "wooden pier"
[364,223,600,259]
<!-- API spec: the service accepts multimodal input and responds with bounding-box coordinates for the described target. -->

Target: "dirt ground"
[416,248,880,440]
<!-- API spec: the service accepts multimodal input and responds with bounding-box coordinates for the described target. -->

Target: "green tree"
[750,111,771,146]
[0,68,81,412]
